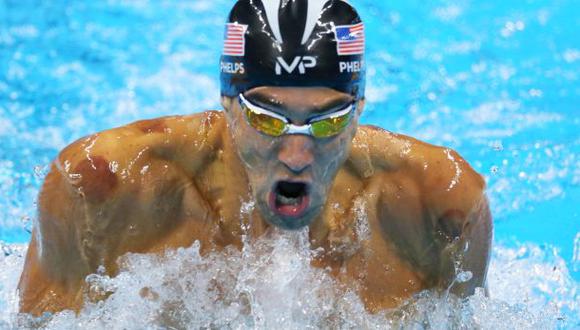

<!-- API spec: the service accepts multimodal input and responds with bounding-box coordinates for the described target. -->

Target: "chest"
[201,194,431,314]
[309,189,430,312]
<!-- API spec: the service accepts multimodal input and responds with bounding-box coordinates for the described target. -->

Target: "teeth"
[276,194,301,206]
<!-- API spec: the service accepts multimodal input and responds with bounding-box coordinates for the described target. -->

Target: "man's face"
[223,86,362,230]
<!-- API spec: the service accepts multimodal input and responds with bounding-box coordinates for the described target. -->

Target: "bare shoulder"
[40,109,225,231]
[20,111,226,314]
[58,110,225,173]
[352,125,486,216]
[40,110,226,262]
[40,110,225,252]
[39,110,226,234]
[351,125,492,288]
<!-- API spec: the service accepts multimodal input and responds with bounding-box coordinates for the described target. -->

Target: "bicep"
[18,163,92,314]
[418,146,492,295]
[34,162,92,281]
[29,141,122,282]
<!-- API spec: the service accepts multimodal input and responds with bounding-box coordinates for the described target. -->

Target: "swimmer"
[18,0,492,316]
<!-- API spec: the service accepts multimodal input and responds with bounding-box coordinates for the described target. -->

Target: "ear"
[356,98,366,116]
[221,96,238,123]
[221,95,233,113]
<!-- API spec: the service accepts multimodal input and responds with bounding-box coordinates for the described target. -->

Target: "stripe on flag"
[223,23,248,56]
[334,23,365,55]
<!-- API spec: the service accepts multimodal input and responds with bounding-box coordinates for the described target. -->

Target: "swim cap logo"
[262,0,328,45]
[275,56,317,75]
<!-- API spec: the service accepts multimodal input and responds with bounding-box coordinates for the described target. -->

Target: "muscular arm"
[421,147,493,297]
[18,112,224,315]
[364,127,492,298]
[17,162,93,314]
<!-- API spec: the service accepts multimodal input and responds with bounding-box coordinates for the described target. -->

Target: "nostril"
[278,150,313,173]
[278,136,314,173]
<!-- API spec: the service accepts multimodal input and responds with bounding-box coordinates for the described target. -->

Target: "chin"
[268,218,312,230]
[255,195,323,231]
[259,204,319,230]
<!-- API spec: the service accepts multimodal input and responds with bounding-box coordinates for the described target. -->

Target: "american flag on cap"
[223,23,247,56]
[334,23,365,55]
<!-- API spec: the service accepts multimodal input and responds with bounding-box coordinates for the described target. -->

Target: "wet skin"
[18,87,492,315]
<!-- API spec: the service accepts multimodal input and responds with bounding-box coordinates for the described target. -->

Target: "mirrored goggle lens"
[310,111,352,138]
[243,105,287,137]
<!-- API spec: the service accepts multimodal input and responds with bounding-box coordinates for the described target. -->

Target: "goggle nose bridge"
[284,123,312,135]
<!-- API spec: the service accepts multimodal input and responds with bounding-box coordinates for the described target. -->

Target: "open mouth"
[268,181,311,218]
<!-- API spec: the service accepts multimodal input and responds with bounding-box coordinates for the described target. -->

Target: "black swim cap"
[220,0,366,100]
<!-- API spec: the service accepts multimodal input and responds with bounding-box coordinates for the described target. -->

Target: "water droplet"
[108,161,119,173]
[456,270,473,283]
[128,224,138,236]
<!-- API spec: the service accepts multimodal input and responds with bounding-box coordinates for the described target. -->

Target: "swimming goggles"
[238,94,354,138]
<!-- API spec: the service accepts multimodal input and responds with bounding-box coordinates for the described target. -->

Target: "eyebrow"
[245,91,354,116]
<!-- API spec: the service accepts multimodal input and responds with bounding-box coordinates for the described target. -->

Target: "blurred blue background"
[0,0,578,283]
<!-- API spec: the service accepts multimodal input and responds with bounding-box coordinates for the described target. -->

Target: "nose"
[277,135,314,174]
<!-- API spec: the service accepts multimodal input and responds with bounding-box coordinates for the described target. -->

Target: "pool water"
[0,0,579,328]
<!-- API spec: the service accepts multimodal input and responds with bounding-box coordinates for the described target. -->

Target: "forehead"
[244,87,353,116]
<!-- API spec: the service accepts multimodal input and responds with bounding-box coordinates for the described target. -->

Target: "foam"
[1,232,578,329]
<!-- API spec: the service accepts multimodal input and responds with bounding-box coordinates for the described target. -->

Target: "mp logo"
[275,56,317,75]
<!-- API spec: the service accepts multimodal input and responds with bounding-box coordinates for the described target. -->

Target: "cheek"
[230,119,276,171]
[239,144,267,170]
[315,134,352,180]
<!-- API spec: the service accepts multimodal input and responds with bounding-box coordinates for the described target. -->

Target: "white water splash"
[1,233,578,329]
